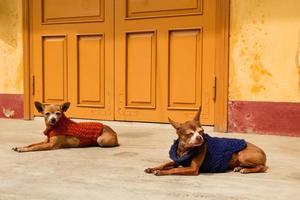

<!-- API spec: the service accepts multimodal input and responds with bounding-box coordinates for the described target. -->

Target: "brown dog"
[12,102,119,152]
[145,107,267,176]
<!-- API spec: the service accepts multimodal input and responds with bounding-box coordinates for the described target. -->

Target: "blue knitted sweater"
[169,134,246,173]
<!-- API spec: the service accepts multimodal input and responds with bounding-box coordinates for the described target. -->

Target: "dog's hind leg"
[97,125,119,147]
[239,165,268,173]
[237,142,268,173]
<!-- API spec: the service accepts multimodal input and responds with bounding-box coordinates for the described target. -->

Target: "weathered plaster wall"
[0,0,24,118]
[0,0,23,94]
[230,0,300,102]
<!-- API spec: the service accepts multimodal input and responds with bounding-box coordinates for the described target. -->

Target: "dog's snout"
[196,134,203,141]
[50,118,56,124]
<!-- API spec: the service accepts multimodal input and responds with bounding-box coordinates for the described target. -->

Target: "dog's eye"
[55,112,61,116]
[198,128,204,133]
[188,132,194,136]
[45,112,50,116]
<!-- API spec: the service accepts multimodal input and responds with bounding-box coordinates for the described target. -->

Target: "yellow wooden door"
[115,0,216,124]
[32,0,216,125]
[32,0,114,120]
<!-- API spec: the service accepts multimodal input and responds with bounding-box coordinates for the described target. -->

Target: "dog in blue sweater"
[145,107,267,176]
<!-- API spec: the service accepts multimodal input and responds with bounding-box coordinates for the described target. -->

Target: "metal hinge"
[32,75,35,96]
[213,76,217,101]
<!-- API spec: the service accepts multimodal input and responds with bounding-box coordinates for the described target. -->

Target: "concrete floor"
[0,118,300,200]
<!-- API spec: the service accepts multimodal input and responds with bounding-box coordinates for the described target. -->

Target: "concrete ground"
[0,118,300,200]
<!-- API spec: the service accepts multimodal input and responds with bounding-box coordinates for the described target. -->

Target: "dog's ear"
[193,106,202,122]
[60,102,71,112]
[34,101,44,113]
[168,117,181,130]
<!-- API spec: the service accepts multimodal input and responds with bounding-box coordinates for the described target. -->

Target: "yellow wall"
[1,0,300,102]
[230,0,300,102]
[0,0,23,94]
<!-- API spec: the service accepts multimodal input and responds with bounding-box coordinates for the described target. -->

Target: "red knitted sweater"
[43,114,103,147]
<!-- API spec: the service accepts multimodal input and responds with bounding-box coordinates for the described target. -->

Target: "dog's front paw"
[145,168,155,174]
[12,147,27,153]
[240,168,250,174]
[233,166,242,172]
[153,170,166,176]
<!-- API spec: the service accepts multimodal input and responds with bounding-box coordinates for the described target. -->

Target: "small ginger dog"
[12,101,118,152]
[145,107,267,176]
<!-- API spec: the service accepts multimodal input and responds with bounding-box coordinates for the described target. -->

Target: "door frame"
[23,0,230,132]
[23,0,32,120]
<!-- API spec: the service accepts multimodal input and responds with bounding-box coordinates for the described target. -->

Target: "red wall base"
[228,101,300,137]
[1,95,299,136]
[0,94,24,119]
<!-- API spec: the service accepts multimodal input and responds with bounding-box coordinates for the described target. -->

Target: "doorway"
[25,0,229,129]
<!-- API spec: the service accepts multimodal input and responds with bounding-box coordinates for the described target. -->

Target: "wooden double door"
[32,0,216,124]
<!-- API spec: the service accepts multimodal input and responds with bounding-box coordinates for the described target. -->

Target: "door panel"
[115,0,215,124]
[126,0,202,18]
[42,0,104,23]
[77,34,105,107]
[42,36,67,103]
[32,0,114,119]
[168,29,202,109]
[126,31,156,109]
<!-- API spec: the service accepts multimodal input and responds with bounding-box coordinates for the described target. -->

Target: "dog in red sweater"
[12,102,119,152]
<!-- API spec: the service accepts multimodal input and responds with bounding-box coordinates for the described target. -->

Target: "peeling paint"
[249,59,272,94]
[250,62,272,82]
[0,94,23,118]
[2,107,15,118]
[251,85,266,94]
